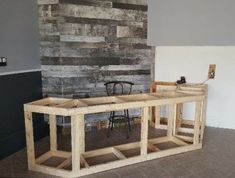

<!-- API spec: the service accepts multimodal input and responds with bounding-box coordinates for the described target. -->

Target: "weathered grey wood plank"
[60,0,112,8]
[113,2,147,11]
[38,0,59,5]
[60,35,105,43]
[62,17,144,28]
[60,4,147,22]
[112,0,147,6]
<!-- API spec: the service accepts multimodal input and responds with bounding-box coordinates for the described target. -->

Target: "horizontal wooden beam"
[175,135,193,143]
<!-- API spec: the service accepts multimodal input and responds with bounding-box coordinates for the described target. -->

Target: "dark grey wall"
[148,0,235,46]
[0,72,48,159]
[0,1,47,159]
[0,0,40,73]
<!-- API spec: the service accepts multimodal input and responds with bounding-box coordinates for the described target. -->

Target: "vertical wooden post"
[79,115,85,153]
[141,107,149,156]
[71,114,85,176]
[24,111,35,170]
[200,86,208,143]
[49,115,57,152]
[168,104,177,137]
[175,103,183,135]
[154,106,161,128]
[194,101,202,144]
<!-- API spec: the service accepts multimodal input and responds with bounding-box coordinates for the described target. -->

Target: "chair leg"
[107,119,111,138]
[126,110,131,132]
[111,111,115,131]
[125,116,129,139]
[107,111,113,137]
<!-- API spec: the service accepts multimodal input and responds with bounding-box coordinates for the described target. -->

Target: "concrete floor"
[0,126,235,178]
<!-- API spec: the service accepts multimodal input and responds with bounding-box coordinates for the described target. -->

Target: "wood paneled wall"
[38,0,155,98]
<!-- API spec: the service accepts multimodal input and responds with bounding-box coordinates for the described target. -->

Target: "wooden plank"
[175,103,183,135]
[178,127,194,134]
[53,150,71,158]
[171,137,189,146]
[38,0,59,5]
[149,136,170,144]
[168,104,176,137]
[200,85,208,143]
[112,148,127,160]
[60,4,147,22]
[71,115,81,174]
[36,151,53,164]
[57,156,72,169]
[49,115,57,152]
[154,105,161,128]
[175,135,193,143]
[181,119,194,126]
[24,111,35,170]
[148,142,160,152]
[140,107,149,156]
[83,147,113,158]
[80,155,90,168]
[78,114,85,154]
[194,101,202,144]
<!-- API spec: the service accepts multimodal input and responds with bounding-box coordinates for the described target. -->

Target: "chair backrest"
[104,81,134,96]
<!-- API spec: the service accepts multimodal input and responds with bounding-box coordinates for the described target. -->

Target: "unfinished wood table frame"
[150,82,208,143]
[24,91,206,178]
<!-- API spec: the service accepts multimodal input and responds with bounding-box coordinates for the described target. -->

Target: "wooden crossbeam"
[57,156,72,169]
[148,142,160,152]
[175,135,193,143]
[83,147,113,158]
[36,151,53,164]
[80,155,90,168]
[171,137,189,146]
[112,147,126,160]
[53,150,71,158]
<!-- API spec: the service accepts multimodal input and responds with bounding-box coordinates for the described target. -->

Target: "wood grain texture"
[38,0,154,99]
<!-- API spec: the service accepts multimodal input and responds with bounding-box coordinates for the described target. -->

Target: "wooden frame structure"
[24,90,207,178]
[150,82,208,143]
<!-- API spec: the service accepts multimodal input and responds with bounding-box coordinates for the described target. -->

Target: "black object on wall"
[0,71,48,160]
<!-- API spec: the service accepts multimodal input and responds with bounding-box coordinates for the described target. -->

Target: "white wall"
[155,46,235,129]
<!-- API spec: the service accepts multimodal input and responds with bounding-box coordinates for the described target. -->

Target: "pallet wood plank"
[168,104,176,137]
[24,111,35,170]
[49,115,57,152]
[194,101,202,144]
[140,107,149,156]
[71,115,81,174]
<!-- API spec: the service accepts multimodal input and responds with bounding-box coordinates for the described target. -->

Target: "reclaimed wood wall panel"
[38,0,155,98]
